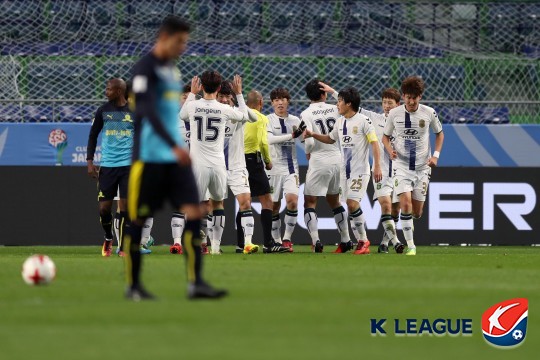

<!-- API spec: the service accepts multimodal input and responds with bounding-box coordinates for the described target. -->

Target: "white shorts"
[304,163,341,197]
[343,174,370,203]
[193,165,228,202]
[393,167,431,202]
[268,173,299,202]
[372,174,399,203]
[224,168,251,198]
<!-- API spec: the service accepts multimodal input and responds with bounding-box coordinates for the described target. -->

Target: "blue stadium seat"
[206,43,247,56]
[27,62,95,100]
[116,42,152,56]
[250,59,318,99]
[174,0,216,39]
[71,42,117,56]
[0,43,34,55]
[47,1,85,40]
[453,107,477,124]
[128,1,173,41]
[250,43,314,57]
[24,105,54,122]
[522,45,540,59]
[185,42,207,56]
[58,105,96,123]
[398,63,465,100]
[325,61,392,100]
[263,1,305,43]
[33,43,70,56]
[103,61,133,80]
[0,104,22,122]
[86,1,128,41]
[213,1,262,41]
[480,107,510,124]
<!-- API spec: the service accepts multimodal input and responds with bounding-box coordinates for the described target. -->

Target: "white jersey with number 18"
[301,102,341,166]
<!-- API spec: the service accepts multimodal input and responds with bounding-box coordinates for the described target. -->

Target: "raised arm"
[179,76,200,121]
[231,75,256,123]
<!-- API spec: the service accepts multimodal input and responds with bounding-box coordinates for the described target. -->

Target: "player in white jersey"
[383,76,444,256]
[304,86,382,254]
[301,79,350,253]
[179,71,254,255]
[215,78,259,254]
[358,87,406,254]
[266,87,307,250]
[171,83,216,255]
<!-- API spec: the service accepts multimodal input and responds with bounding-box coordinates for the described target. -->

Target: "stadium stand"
[0,0,538,123]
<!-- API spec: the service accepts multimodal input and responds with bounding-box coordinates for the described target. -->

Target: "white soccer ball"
[21,255,56,285]
[512,329,523,340]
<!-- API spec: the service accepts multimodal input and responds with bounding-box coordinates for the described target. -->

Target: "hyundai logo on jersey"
[403,129,419,135]
[482,298,528,348]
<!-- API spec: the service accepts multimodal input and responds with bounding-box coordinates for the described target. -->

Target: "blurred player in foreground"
[126,16,227,300]
[304,86,382,254]
[383,76,444,256]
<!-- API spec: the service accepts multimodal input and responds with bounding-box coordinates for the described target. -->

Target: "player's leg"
[399,191,415,255]
[344,174,370,254]
[208,167,228,255]
[171,164,227,299]
[171,212,185,250]
[282,173,300,249]
[377,195,393,253]
[236,192,258,253]
[390,197,405,253]
[97,167,117,256]
[99,199,114,256]
[405,170,430,255]
[304,195,320,250]
[326,165,349,247]
[113,201,122,251]
[140,217,154,253]
[326,193,350,246]
[269,174,284,244]
[124,162,161,300]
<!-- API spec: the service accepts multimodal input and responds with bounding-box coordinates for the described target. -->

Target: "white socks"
[349,208,367,241]
[283,209,298,241]
[304,208,319,245]
[171,212,185,245]
[239,210,255,245]
[400,213,415,248]
[333,206,350,242]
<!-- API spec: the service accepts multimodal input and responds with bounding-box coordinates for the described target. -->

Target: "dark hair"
[159,15,191,35]
[182,83,191,93]
[337,87,361,112]
[218,80,233,96]
[401,76,425,97]
[200,70,222,94]
[125,80,132,100]
[381,88,401,103]
[305,79,325,101]
[270,87,291,102]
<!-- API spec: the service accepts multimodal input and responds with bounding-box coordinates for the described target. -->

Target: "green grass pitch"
[1,245,539,360]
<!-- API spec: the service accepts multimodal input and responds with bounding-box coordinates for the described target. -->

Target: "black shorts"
[245,153,271,197]
[98,166,130,201]
[128,161,199,219]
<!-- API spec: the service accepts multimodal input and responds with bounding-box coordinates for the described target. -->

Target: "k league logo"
[482,298,528,348]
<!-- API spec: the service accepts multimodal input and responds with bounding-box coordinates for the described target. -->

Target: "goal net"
[0,0,538,122]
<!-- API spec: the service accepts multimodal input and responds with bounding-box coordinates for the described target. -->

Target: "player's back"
[360,108,393,177]
[387,104,442,171]
[131,52,183,163]
[301,102,341,165]
[183,98,242,168]
[266,113,301,175]
[178,115,191,149]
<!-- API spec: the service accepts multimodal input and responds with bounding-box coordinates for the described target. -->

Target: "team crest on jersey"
[395,179,399,186]
[419,119,425,128]
[377,183,382,190]
[353,126,358,135]
[482,298,528,348]
[122,114,133,122]
[270,186,274,194]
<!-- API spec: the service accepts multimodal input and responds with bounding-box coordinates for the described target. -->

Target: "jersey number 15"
[194,116,220,142]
